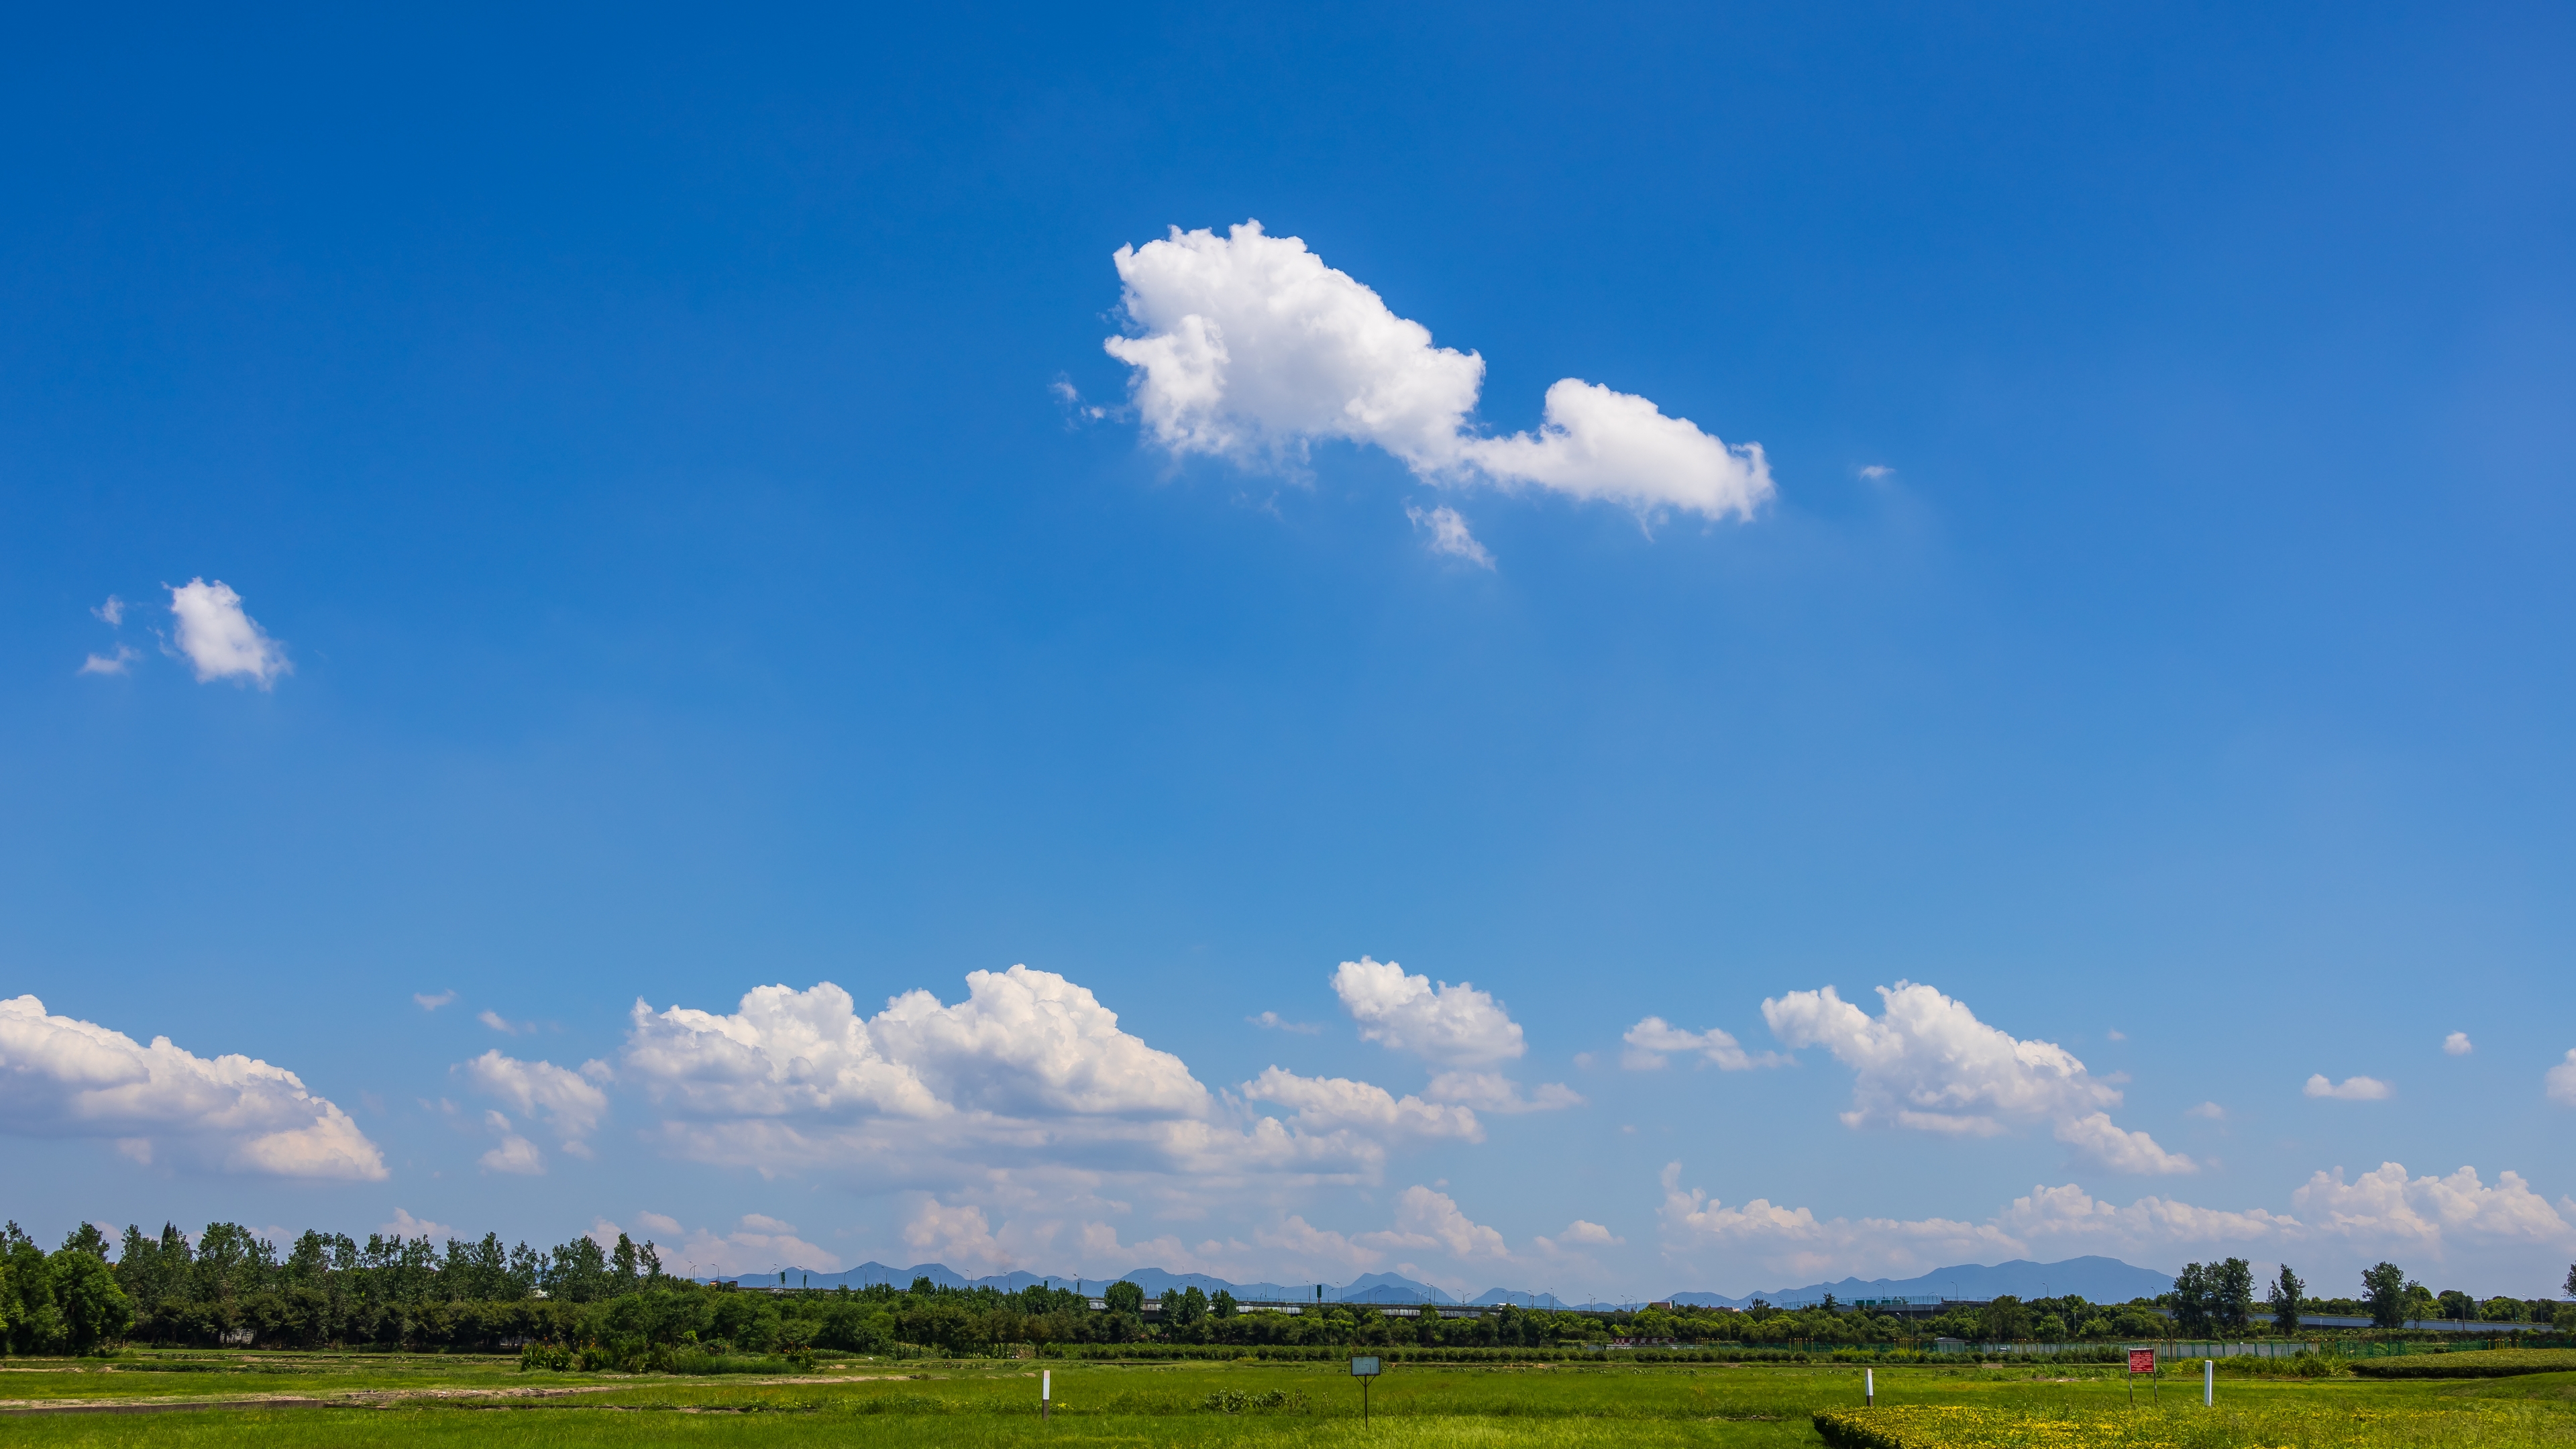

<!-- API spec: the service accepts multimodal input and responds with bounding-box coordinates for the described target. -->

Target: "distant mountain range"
[715,1254,2168,1309]
[1665,1257,2175,1309]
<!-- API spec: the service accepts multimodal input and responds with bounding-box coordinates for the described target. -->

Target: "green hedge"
[2348,1348,2576,1379]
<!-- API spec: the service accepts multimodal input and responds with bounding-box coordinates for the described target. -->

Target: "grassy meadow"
[4,1352,2575,1446]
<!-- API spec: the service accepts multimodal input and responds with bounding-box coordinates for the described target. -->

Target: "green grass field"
[5,1354,2574,1447]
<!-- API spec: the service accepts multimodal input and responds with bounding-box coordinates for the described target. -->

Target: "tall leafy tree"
[2169,1263,2213,1335]
[51,1250,132,1355]
[2267,1265,2304,1336]
[2361,1262,2410,1329]
[2213,1258,2255,1334]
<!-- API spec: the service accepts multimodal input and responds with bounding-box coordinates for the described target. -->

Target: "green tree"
[2170,1263,2213,1334]
[50,1251,132,1355]
[1978,1295,2031,1342]
[1210,1289,1238,1319]
[1103,1280,1145,1313]
[60,1224,110,1258]
[2267,1265,2304,1336]
[2213,1258,2254,1334]
[3,1222,63,1353]
[2361,1262,2408,1329]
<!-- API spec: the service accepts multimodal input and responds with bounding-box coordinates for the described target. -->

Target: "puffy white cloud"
[382,1208,454,1240]
[600,1213,838,1279]
[458,1050,610,1150]
[1760,981,2194,1174]
[2053,1112,2199,1175]
[1620,1016,1785,1071]
[2305,1074,2392,1101]
[1657,1157,2575,1291]
[906,1199,1008,1273]
[1552,1220,1621,1246]
[1104,222,1771,523]
[1405,504,1494,568]
[2186,1101,2227,1120]
[1242,1067,1483,1142]
[2292,1163,2574,1250]
[621,966,1464,1193]
[2444,1032,2473,1057]
[94,596,126,627]
[1356,1185,1510,1263]
[0,995,384,1180]
[167,579,289,688]
[2549,1050,2576,1107]
[1419,1071,1582,1114]
[477,1113,544,1176]
[1332,957,1524,1067]
[78,645,138,676]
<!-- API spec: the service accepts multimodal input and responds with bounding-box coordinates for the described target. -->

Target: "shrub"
[2349,1348,2576,1379]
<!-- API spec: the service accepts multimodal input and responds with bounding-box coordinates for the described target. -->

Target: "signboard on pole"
[1351,1356,1381,1422]
[2128,1349,2155,1375]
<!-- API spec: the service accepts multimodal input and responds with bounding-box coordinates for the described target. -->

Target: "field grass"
[3,1353,2573,1446]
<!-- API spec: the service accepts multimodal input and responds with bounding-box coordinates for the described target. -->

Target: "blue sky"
[3,2,2573,1300]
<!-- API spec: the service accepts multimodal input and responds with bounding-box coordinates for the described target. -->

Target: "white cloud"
[2053,1112,2198,1175]
[1858,465,1894,482]
[78,645,139,676]
[0,995,384,1180]
[458,1049,610,1150]
[1242,1067,1483,1142]
[1546,1220,1622,1246]
[1760,981,2194,1174]
[2443,1032,2473,1057]
[1420,1070,1582,1114]
[1332,957,1525,1067]
[1405,504,1495,568]
[414,990,457,1012]
[166,579,290,688]
[477,1009,533,1036]
[94,596,125,627]
[2186,1101,2226,1120]
[1104,221,1771,523]
[1620,1016,1786,1071]
[602,1213,838,1279]
[2549,1050,2576,1107]
[2292,1163,2573,1250]
[478,1110,545,1175]
[1356,1185,1510,1263]
[906,1199,1008,1273]
[621,966,1463,1191]
[2305,1073,2393,1101]
[383,1208,455,1240]
[1248,1011,1321,1034]
[1656,1157,2576,1291]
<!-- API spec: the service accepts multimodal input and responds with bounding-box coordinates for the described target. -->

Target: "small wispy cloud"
[1858,465,1894,481]
[93,596,126,627]
[478,1009,533,1036]
[2186,1101,2226,1120]
[1406,504,1495,569]
[415,990,458,1012]
[2443,1032,2473,1057]
[1248,1010,1322,1035]
[78,645,140,677]
[2305,1073,2392,1102]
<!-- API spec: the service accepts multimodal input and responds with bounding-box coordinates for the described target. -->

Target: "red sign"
[2129,1349,2156,1375]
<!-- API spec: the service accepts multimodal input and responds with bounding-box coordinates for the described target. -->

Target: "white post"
[1042,1368,1051,1421]
[2203,1359,2212,1407]
[1865,1367,1874,1406]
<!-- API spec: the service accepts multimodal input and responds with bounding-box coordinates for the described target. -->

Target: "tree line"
[3,1219,2567,1358]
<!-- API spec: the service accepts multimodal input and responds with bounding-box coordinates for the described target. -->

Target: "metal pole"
[1865,1367,1874,1407]
[2204,1359,2212,1407]
[1363,1376,1370,1424]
